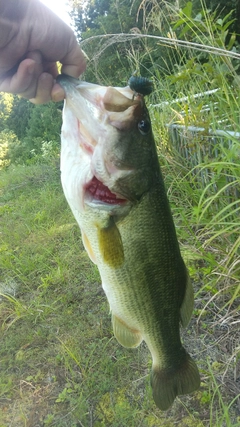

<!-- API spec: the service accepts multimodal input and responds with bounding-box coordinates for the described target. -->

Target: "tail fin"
[150,352,200,411]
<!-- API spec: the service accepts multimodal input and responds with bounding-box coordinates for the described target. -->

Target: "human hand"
[0,0,86,103]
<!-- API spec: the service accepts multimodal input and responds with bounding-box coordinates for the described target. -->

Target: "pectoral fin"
[98,220,124,268]
[180,270,194,328]
[112,314,142,348]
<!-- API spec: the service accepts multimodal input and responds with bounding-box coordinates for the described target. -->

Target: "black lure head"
[128,75,154,96]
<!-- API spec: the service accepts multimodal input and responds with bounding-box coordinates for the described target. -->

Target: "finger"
[45,62,59,79]
[51,83,65,102]
[0,58,39,95]
[29,72,55,104]
[61,43,86,78]
[30,56,59,79]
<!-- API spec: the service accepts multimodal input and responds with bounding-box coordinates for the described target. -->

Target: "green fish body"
[58,75,200,410]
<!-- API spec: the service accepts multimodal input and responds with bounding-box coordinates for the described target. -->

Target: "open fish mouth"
[85,176,127,205]
[58,74,143,210]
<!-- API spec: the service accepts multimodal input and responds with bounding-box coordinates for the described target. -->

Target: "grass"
[0,2,240,425]
[0,160,239,426]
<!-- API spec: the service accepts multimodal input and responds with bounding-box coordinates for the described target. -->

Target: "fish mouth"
[85,176,127,205]
[57,74,142,134]
[58,75,143,209]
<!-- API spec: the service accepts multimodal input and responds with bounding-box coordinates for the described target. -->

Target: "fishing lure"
[128,75,154,96]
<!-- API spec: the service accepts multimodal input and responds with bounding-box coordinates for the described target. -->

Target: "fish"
[57,74,200,411]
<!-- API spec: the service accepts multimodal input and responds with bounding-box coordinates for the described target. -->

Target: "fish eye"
[138,119,151,135]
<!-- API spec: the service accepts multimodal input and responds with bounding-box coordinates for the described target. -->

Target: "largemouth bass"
[57,74,200,411]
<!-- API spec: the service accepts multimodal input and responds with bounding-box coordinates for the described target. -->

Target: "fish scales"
[57,74,200,411]
[108,189,185,344]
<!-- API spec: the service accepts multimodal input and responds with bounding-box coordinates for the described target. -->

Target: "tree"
[25,102,62,144]
[6,96,34,140]
[69,0,154,85]
[0,93,14,132]
[0,92,62,164]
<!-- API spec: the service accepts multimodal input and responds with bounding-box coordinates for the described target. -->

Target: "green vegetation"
[0,1,239,426]
[0,94,62,166]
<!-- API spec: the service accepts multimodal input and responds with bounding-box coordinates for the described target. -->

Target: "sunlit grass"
[1,155,234,426]
[1,1,240,425]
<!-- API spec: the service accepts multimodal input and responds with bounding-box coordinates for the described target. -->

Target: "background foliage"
[0,0,239,167]
[0,1,239,426]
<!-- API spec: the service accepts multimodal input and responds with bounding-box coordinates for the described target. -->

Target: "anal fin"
[112,313,142,348]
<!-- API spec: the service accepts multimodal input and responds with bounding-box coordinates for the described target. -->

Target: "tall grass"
[0,1,239,425]
[110,1,240,423]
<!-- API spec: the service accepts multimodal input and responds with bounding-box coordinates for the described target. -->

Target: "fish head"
[58,75,159,214]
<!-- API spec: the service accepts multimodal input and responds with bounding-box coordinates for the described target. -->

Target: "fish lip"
[58,74,144,136]
[57,74,136,101]
[84,194,131,216]
[85,198,128,210]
